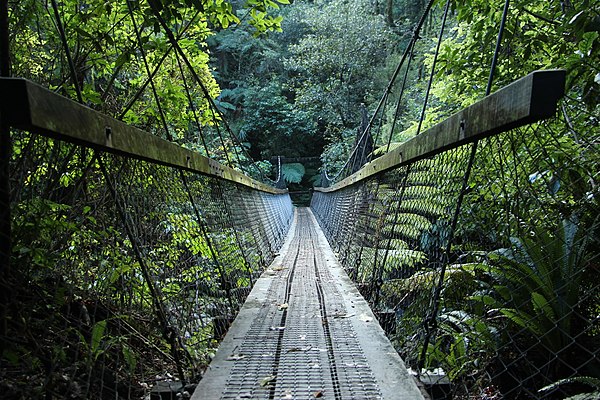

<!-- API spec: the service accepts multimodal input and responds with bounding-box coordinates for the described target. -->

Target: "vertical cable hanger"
[49,0,83,103]
[119,10,202,120]
[417,0,512,374]
[326,0,438,183]
[174,53,211,157]
[416,0,451,136]
[126,0,236,308]
[145,0,270,181]
[385,40,416,153]
[97,155,192,383]
[126,0,174,142]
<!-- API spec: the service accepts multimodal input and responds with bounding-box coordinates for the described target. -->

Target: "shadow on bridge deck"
[194,208,426,399]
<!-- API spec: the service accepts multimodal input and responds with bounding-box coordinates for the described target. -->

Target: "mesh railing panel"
[3,130,293,399]
[1,1,292,398]
[311,95,599,399]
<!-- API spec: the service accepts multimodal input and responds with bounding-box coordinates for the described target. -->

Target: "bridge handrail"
[315,69,565,193]
[0,77,286,195]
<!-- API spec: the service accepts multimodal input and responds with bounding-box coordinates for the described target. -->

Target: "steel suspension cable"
[416,0,451,136]
[48,2,197,382]
[327,0,438,183]
[97,155,192,384]
[385,40,416,153]
[369,91,390,162]
[119,46,174,119]
[45,11,130,100]
[126,1,176,142]
[179,173,237,311]
[126,1,237,312]
[145,0,268,180]
[49,0,83,103]
[417,0,512,374]
[174,51,211,157]
[119,10,202,120]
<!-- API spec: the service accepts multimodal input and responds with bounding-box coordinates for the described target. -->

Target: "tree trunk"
[386,0,394,26]
[372,0,380,14]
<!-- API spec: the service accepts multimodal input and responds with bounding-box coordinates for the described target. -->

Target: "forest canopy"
[10,0,598,184]
[2,0,599,399]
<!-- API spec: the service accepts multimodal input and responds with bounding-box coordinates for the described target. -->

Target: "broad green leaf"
[531,292,555,320]
[91,320,107,356]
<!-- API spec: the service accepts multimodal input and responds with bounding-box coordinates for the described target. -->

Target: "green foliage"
[209,0,402,181]
[122,344,138,374]
[10,0,292,173]
[281,163,305,183]
[5,127,265,396]
[286,0,396,171]
[539,376,600,399]
[432,0,599,108]
[425,311,496,381]
[238,80,319,159]
[71,320,110,367]
[470,217,591,354]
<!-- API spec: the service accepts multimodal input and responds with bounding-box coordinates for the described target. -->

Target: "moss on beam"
[317,69,565,193]
[0,78,285,195]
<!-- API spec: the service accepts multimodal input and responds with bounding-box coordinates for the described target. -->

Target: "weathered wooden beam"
[269,156,321,163]
[0,78,286,195]
[316,69,565,193]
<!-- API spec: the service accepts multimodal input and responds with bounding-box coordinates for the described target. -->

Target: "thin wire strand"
[49,0,83,103]
[174,51,211,157]
[327,0,438,183]
[385,41,415,152]
[146,0,269,179]
[119,10,202,120]
[97,154,190,384]
[417,0,512,374]
[416,0,451,136]
[126,1,174,141]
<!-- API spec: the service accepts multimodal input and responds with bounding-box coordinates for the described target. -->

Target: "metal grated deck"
[193,208,425,400]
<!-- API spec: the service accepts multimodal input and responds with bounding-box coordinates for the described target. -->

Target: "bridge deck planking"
[193,208,425,399]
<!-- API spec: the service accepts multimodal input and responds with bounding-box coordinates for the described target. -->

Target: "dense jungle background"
[1,0,599,399]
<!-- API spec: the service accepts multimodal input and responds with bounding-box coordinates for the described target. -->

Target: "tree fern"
[281,163,305,183]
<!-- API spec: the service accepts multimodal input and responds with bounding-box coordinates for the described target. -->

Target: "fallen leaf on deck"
[259,375,276,387]
[286,346,312,353]
[227,354,247,361]
[333,313,355,319]
[359,313,373,323]
[269,326,286,331]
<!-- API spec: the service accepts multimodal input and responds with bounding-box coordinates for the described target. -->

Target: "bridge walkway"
[193,208,425,399]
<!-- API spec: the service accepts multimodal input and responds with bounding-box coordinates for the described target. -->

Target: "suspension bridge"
[1,1,599,400]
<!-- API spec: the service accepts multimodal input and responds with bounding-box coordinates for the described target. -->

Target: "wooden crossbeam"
[317,69,565,193]
[0,78,286,195]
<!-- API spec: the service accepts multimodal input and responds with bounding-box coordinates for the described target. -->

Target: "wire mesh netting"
[2,0,600,399]
[311,0,600,397]
[1,1,297,397]
[2,130,293,398]
[311,94,600,399]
